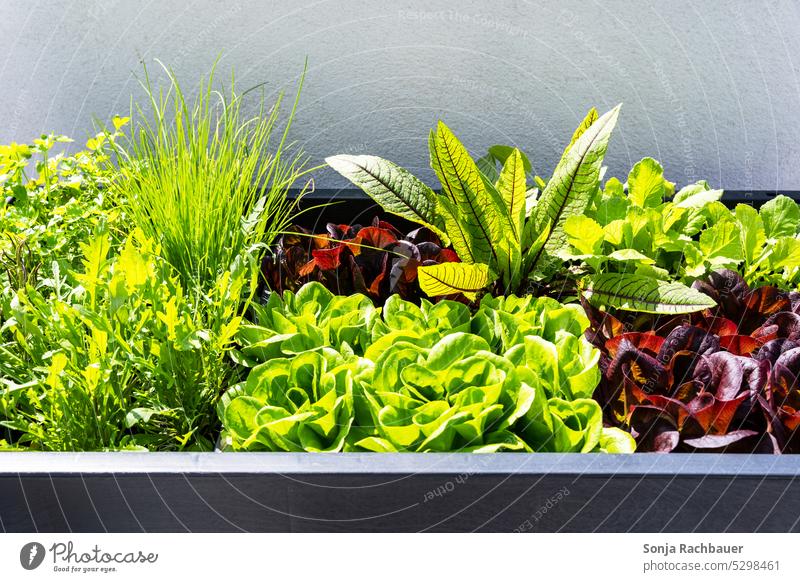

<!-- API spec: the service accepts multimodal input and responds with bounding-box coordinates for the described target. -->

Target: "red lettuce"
[585,270,800,453]
[261,217,459,304]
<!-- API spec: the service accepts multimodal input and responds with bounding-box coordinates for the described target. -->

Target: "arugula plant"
[1,127,128,293]
[327,107,717,314]
[219,282,635,453]
[1,123,257,451]
[1,229,252,451]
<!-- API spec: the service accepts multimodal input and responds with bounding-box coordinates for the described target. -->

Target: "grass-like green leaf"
[112,60,310,288]
[583,273,717,314]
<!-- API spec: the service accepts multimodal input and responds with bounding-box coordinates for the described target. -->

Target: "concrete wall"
[1,0,799,191]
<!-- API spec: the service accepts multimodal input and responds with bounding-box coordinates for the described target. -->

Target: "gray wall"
[1,0,799,191]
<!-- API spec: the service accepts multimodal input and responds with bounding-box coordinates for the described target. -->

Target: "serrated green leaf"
[418,262,492,301]
[583,273,717,314]
[325,154,449,244]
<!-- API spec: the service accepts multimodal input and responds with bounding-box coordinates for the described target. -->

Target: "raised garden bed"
[4,67,800,534]
[2,452,799,532]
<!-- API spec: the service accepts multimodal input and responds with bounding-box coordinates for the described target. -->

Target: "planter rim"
[1,452,798,476]
[291,188,800,202]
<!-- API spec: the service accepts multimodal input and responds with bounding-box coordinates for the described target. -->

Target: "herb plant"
[109,61,311,288]
[326,107,716,314]
[1,228,252,450]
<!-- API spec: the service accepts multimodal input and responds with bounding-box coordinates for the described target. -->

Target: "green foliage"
[583,273,716,314]
[565,160,800,292]
[327,106,621,301]
[220,283,635,453]
[1,61,313,450]
[1,130,127,293]
[1,229,252,450]
[109,60,311,289]
[736,196,800,287]
[327,108,728,314]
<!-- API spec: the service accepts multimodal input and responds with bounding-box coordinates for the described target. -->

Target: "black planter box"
[1,453,798,533]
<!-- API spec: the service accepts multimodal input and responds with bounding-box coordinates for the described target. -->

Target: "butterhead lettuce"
[220,283,634,453]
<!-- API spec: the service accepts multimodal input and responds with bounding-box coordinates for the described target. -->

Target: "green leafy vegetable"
[583,273,716,314]
[327,105,622,302]
[220,283,635,454]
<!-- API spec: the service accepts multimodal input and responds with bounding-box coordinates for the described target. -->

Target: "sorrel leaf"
[559,107,598,162]
[496,148,527,244]
[429,121,502,264]
[583,273,716,314]
[325,154,449,244]
[418,262,491,301]
[528,105,621,274]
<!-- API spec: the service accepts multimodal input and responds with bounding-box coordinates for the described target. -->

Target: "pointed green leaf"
[559,107,598,162]
[583,273,717,314]
[438,197,477,264]
[496,148,527,243]
[430,123,504,265]
[325,154,449,244]
[528,105,621,275]
[418,262,492,301]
